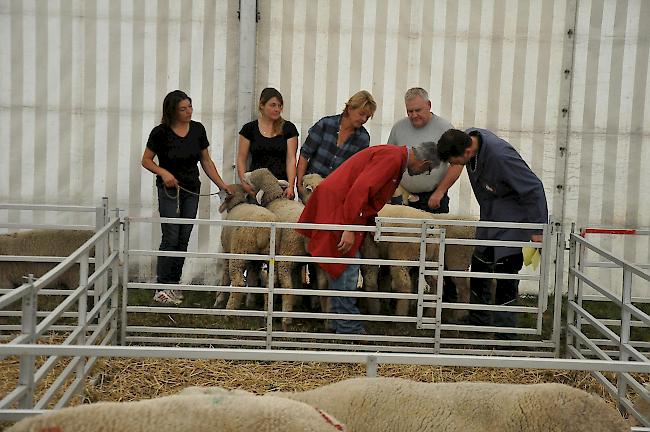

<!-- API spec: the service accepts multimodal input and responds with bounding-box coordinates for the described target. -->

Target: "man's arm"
[498,149,548,241]
[428,164,463,209]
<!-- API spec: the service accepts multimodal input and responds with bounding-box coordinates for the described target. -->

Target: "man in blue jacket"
[437,128,548,337]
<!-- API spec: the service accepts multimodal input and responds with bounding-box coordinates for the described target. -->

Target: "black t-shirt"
[146,121,209,190]
[239,120,299,180]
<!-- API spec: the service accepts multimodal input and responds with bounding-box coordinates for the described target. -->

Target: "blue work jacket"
[465,128,548,260]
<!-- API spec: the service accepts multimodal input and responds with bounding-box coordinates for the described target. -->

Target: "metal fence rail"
[0,200,120,418]
[121,216,555,356]
[567,229,650,427]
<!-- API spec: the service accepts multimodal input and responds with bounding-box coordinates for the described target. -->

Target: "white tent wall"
[0,0,648,296]
[0,0,241,283]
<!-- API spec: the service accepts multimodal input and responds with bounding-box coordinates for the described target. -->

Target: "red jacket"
[297,145,408,278]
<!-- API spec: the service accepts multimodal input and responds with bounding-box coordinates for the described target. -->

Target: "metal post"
[575,231,586,354]
[111,208,121,344]
[77,252,89,384]
[95,197,109,312]
[617,267,632,415]
[566,224,577,352]
[535,223,551,334]
[266,224,276,349]
[18,275,37,409]
[434,228,446,354]
[416,222,427,328]
[552,223,565,357]
[366,354,378,377]
[120,218,130,346]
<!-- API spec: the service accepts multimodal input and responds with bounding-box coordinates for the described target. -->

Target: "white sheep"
[0,229,94,289]
[245,168,310,330]
[7,393,347,432]
[276,377,628,432]
[217,184,277,310]
[300,173,325,205]
[360,204,476,318]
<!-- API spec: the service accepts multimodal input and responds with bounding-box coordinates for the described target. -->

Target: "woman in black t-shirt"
[142,90,233,305]
[237,88,299,199]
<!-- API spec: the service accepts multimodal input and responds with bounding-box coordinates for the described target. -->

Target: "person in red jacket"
[297,142,439,334]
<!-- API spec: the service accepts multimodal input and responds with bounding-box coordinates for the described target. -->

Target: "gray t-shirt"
[387,114,453,193]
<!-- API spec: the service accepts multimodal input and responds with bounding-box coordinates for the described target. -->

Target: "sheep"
[244,168,311,330]
[277,377,629,432]
[300,173,325,205]
[359,205,440,316]
[392,184,418,205]
[360,204,476,318]
[7,393,347,432]
[217,184,277,310]
[177,378,628,431]
[0,229,94,289]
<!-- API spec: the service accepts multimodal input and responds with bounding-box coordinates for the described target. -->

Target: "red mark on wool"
[315,407,346,431]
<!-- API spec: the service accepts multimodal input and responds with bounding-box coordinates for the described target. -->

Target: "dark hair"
[259,87,285,135]
[437,129,472,161]
[161,90,192,127]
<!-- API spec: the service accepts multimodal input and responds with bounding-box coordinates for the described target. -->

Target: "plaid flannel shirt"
[300,114,370,177]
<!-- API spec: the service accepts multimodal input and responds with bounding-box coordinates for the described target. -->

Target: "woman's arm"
[296,154,309,200]
[284,136,298,199]
[200,148,233,194]
[236,135,255,195]
[141,147,178,188]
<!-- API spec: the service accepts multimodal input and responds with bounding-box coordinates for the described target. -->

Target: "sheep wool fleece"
[7,394,346,432]
[277,377,628,432]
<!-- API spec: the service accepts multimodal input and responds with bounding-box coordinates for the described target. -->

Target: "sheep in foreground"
[179,377,628,431]
[0,229,94,289]
[361,204,476,317]
[277,377,629,432]
[7,393,347,432]
[245,168,310,329]
[217,184,277,310]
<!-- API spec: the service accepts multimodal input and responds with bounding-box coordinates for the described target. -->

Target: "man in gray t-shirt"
[387,88,463,213]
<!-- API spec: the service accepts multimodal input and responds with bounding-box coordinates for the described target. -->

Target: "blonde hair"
[343,90,377,118]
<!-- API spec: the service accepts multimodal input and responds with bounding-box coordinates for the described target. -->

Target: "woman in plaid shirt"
[296,90,377,202]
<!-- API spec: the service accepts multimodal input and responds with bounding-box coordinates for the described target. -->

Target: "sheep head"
[218,184,249,213]
[244,168,285,207]
[301,173,324,204]
[392,184,418,205]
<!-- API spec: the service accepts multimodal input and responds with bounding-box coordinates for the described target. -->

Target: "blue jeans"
[328,252,365,334]
[156,185,199,284]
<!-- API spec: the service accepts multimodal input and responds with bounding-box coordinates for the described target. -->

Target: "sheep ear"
[218,195,233,213]
[255,190,265,205]
[407,194,418,203]
[278,180,289,189]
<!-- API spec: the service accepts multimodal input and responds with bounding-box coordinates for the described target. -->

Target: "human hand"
[221,184,235,196]
[337,231,355,255]
[428,191,444,210]
[241,180,255,197]
[283,187,295,200]
[161,172,179,188]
